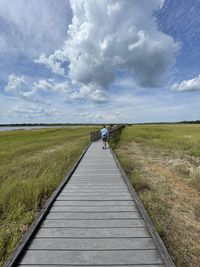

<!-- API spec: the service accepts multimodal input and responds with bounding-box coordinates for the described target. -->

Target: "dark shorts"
[102,136,108,142]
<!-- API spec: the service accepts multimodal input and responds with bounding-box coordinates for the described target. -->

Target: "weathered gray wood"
[53,200,134,206]
[46,211,141,220]
[20,250,164,265]
[67,181,124,185]
[19,265,165,267]
[20,266,165,267]
[36,227,151,238]
[71,175,122,178]
[29,237,156,250]
[65,184,125,187]
[72,173,122,177]
[59,192,130,195]
[42,219,145,228]
[78,165,118,168]
[60,188,127,191]
[59,192,130,196]
[67,183,126,186]
[65,184,127,188]
[56,195,133,201]
[64,185,126,189]
[64,181,125,185]
[69,177,123,180]
[50,205,138,212]
[62,188,129,192]
[74,171,120,174]
[76,167,119,170]
[68,178,123,181]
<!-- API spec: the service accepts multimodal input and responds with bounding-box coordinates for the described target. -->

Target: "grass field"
[121,124,200,157]
[0,126,96,266]
[114,124,200,267]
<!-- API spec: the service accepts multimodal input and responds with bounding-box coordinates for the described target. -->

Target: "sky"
[0,0,200,124]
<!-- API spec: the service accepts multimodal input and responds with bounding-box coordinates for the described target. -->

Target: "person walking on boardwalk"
[100,125,109,149]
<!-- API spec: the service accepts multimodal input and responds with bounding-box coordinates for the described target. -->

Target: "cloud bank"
[8,104,60,118]
[4,74,70,101]
[36,0,179,99]
[4,75,106,104]
[70,111,120,123]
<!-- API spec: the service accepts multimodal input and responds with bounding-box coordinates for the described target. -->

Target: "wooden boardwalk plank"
[28,237,157,250]
[56,196,133,201]
[46,211,142,220]
[20,250,164,265]
[53,200,135,206]
[15,140,168,266]
[36,227,151,238]
[19,265,165,267]
[50,206,138,213]
[61,189,130,192]
[41,219,145,228]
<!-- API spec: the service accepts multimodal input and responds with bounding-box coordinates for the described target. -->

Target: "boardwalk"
[16,140,173,266]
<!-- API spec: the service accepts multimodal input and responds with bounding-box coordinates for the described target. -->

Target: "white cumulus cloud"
[4,75,106,104]
[4,75,70,102]
[35,0,179,100]
[4,74,26,93]
[4,74,30,99]
[33,79,70,95]
[34,51,66,76]
[171,75,200,92]
[32,78,108,103]
[69,83,107,103]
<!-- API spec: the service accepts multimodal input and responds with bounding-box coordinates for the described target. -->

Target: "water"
[0,126,65,131]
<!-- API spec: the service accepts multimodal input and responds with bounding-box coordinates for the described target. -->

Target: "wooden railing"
[90,125,125,142]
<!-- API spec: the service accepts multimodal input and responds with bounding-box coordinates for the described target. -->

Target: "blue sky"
[0,0,200,124]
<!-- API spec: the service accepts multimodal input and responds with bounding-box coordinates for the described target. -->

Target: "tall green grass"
[120,124,200,157]
[0,127,95,266]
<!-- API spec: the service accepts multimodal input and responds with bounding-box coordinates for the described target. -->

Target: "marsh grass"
[122,124,200,157]
[0,127,95,266]
[121,124,200,193]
